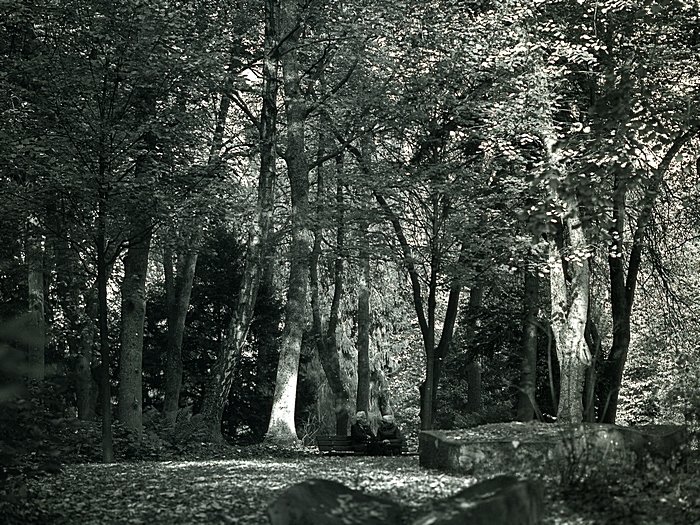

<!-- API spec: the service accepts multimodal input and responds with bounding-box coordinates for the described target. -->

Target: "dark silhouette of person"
[350,410,375,452]
[377,413,403,455]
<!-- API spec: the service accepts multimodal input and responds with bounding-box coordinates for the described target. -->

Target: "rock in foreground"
[267,478,404,525]
[411,475,543,525]
[267,476,544,525]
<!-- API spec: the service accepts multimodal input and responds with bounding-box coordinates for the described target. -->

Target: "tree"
[199,0,280,439]
[264,0,311,444]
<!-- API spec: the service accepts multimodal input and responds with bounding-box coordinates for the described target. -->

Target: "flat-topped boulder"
[419,422,687,476]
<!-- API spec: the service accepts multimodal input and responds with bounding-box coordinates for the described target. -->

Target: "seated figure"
[377,413,403,455]
[350,411,375,452]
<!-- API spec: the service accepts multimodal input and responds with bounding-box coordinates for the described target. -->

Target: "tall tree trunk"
[349,141,463,430]
[517,265,539,421]
[162,48,242,426]
[117,88,156,438]
[264,0,310,444]
[163,242,198,423]
[199,0,279,438]
[26,218,45,380]
[373,190,463,430]
[118,229,152,436]
[356,218,371,415]
[549,208,590,424]
[310,152,351,435]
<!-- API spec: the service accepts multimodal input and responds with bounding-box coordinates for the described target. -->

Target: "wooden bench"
[316,435,408,456]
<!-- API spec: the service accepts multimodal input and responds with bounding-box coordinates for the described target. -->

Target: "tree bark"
[516,264,539,422]
[118,228,152,437]
[162,48,242,427]
[117,87,156,438]
[373,190,464,430]
[163,241,198,424]
[265,0,310,444]
[549,207,590,424]
[26,217,45,381]
[310,151,351,435]
[199,0,279,438]
[597,130,696,423]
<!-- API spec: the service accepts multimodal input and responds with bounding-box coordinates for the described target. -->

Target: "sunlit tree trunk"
[199,0,279,438]
[549,201,590,424]
[265,0,310,445]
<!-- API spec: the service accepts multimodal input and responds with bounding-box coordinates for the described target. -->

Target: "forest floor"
[6,444,700,525]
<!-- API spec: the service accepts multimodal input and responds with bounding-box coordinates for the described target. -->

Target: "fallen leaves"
[7,449,700,524]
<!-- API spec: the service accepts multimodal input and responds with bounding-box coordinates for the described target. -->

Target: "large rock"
[411,475,543,525]
[267,479,404,525]
[268,477,544,525]
[419,423,688,477]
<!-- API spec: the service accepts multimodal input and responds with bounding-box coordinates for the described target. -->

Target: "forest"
[1,0,699,523]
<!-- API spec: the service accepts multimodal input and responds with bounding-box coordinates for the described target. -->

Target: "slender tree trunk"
[373,190,463,430]
[264,0,310,444]
[598,130,696,423]
[583,311,602,422]
[163,243,198,423]
[431,283,462,410]
[420,342,436,429]
[517,265,539,421]
[199,0,279,438]
[356,218,371,415]
[163,50,239,426]
[97,182,113,462]
[26,218,45,380]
